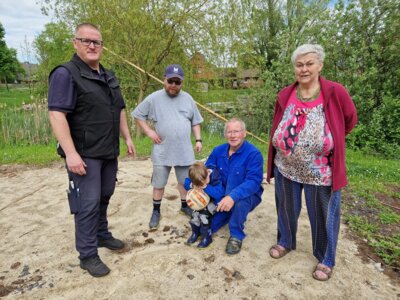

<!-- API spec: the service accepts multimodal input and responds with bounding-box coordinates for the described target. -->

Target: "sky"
[0,0,53,63]
[0,0,342,64]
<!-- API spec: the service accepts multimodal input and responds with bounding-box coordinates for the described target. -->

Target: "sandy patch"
[0,158,398,299]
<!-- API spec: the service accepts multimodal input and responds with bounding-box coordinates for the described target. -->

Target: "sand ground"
[0,158,399,299]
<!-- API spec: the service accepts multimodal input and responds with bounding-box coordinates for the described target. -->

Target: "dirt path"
[0,159,399,299]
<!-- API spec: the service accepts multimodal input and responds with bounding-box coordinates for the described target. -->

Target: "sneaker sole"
[197,242,214,250]
[80,265,110,277]
[225,249,241,255]
[185,239,199,246]
[98,244,124,250]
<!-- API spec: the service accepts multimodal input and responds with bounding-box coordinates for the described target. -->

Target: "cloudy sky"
[1,0,341,64]
[0,0,53,63]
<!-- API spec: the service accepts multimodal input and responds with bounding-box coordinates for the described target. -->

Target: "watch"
[195,139,203,143]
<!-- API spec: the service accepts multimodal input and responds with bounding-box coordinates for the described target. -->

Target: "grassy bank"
[343,150,400,272]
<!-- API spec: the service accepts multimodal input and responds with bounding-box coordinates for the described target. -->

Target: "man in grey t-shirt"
[132,64,203,228]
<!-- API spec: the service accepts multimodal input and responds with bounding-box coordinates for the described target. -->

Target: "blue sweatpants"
[211,194,261,241]
[274,167,341,267]
[67,158,118,260]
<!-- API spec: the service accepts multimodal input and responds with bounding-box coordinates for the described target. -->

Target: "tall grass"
[0,103,52,146]
[0,85,52,147]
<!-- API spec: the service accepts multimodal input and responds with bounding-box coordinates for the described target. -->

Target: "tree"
[40,0,229,136]
[230,0,399,156]
[0,22,24,90]
[320,0,400,155]
[226,0,331,134]
[33,22,75,97]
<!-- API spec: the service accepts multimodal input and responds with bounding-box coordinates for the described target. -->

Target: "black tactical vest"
[50,54,125,159]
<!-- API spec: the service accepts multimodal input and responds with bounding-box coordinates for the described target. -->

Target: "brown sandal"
[269,244,290,259]
[312,263,333,281]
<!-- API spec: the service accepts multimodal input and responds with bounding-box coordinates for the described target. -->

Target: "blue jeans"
[274,167,341,267]
[211,194,261,241]
[67,158,118,260]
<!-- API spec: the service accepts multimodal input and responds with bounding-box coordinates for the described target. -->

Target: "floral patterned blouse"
[272,89,334,186]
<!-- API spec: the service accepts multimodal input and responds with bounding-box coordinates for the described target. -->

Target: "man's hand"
[147,130,162,144]
[125,138,136,158]
[195,141,202,153]
[66,152,87,176]
[216,195,235,212]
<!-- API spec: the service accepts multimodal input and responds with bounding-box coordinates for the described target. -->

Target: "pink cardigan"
[267,77,358,191]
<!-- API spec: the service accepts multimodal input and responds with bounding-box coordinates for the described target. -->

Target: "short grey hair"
[291,44,325,65]
[75,23,101,35]
[224,118,246,133]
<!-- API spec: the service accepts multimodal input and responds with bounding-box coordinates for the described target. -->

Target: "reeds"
[0,101,53,146]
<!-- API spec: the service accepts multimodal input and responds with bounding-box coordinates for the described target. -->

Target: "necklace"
[296,85,321,102]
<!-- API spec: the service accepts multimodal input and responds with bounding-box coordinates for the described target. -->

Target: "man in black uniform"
[48,23,135,277]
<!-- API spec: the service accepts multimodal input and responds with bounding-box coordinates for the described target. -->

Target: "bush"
[358,95,400,157]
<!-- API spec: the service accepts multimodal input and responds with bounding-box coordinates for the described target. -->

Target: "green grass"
[371,236,400,265]
[345,215,379,237]
[346,150,399,185]
[0,142,60,165]
[379,210,400,225]
[0,105,52,146]
[343,149,400,268]
[0,84,34,107]
[1,84,51,147]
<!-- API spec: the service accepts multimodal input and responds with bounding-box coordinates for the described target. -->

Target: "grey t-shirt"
[132,89,203,166]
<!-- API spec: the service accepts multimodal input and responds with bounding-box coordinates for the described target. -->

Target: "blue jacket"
[206,140,264,202]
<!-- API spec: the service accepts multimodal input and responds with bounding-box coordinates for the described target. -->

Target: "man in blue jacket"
[206,118,264,255]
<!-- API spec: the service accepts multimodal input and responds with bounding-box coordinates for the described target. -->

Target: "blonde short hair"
[188,162,208,186]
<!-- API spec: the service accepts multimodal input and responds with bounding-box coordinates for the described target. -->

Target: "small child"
[184,162,224,249]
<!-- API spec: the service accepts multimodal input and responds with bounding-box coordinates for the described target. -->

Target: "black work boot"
[186,223,201,245]
[80,255,110,277]
[197,225,213,249]
[98,237,125,250]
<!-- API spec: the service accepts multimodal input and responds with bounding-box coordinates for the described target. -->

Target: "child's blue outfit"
[184,166,224,248]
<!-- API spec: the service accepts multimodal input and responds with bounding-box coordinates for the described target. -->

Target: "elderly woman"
[266,44,357,281]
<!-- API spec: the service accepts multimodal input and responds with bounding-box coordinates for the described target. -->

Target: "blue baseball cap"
[164,64,184,80]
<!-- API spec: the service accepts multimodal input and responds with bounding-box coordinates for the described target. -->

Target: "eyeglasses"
[167,79,182,85]
[225,129,244,136]
[75,38,103,48]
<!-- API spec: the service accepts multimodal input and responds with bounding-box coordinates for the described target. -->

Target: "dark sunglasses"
[167,79,182,85]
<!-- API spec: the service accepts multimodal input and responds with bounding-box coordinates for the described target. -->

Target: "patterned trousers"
[274,168,341,267]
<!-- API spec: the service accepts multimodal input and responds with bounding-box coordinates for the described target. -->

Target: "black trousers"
[66,158,118,260]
